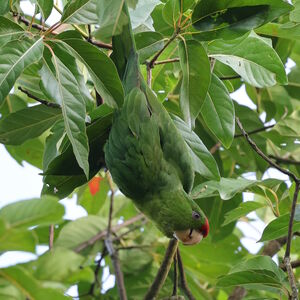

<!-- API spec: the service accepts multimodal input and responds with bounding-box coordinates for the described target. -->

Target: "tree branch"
[236,117,300,300]
[269,155,300,166]
[49,225,54,250]
[281,259,300,271]
[177,248,196,300]
[235,118,299,183]
[105,171,127,300]
[74,214,145,253]
[234,124,275,138]
[148,31,179,69]
[172,251,178,297]
[18,87,61,108]
[144,238,179,300]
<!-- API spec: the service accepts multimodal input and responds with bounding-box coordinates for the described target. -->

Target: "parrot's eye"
[192,211,200,220]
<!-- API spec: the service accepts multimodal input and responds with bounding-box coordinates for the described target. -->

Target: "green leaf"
[0,196,65,229]
[32,247,86,282]
[135,31,164,63]
[0,266,70,300]
[200,73,235,148]
[172,115,220,180]
[55,215,106,250]
[0,37,44,105]
[179,39,211,128]
[43,120,65,171]
[0,17,24,47]
[0,1,9,15]
[0,94,27,117]
[61,0,98,24]
[0,219,37,252]
[0,105,62,145]
[259,214,300,242]
[192,177,257,200]
[94,0,128,39]
[6,138,44,169]
[208,31,287,88]
[285,66,300,99]
[216,269,283,290]
[273,110,300,138]
[36,0,53,20]
[223,202,266,226]
[41,48,90,179]
[57,37,124,108]
[192,0,293,40]
[217,256,287,292]
[43,109,112,198]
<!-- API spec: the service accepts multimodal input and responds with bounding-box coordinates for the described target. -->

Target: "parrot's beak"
[173,229,204,245]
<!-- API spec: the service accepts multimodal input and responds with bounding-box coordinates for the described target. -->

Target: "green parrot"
[104,3,209,245]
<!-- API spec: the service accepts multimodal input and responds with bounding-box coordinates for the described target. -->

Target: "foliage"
[0,0,299,299]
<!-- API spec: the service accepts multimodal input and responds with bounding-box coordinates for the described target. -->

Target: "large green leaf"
[31,247,90,282]
[40,47,90,178]
[55,215,106,250]
[179,39,211,128]
[223,201,266,226]
[0,37,43,105]
[200,73,235,148]
[0,266,70,300]
[0,196,64,229]
[42,108,112,198]
[0,17,24,47]
[285,66,300,99]
[172,114,220,180]
[192,0,293,40]
[192,177,257,200]
[273,110,300,138]
[94,0,128,39]
[217,256,287,292]
[0,219,36,252]
[259,214,300,242]
[56,37,124,108]
[0,105,62,145]
[36,0,53,20]
[61,0,98,24]
[208,31,287,88]
[135,31,164,63]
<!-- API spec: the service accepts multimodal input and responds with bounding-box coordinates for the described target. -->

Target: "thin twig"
[269,155,300,166]
[234,124,275,138]
[18,15,46,32]
[172,251,178,296]
[89,245,107,296]
[154,58,180,65]
[177,248,196,300]
[18,87,61,108]
[146,63,152,87]
[284,182,300,300]
[281,259,300,271]
[105,171,127,300]
[235,118,299,183]
[220,75,241,80]
[74,214,144,252]
[49,225,54,250]
[236,117,300,300]
[144,239,179,300]
[148,32,179,68]
[210,142,221,154]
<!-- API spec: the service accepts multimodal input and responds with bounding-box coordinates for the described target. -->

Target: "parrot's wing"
[105,87,194,200]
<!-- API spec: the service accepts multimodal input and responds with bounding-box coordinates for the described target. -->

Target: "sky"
[0,0,295,296]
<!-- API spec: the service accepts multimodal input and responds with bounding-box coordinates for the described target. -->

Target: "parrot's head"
[173,200,209,246]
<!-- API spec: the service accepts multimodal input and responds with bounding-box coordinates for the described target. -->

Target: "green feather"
[104,2,208,239]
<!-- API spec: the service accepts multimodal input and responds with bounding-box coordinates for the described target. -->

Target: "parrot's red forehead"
[200,218,209,238]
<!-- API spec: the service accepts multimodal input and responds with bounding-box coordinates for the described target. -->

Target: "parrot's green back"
[105,2,209,240]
